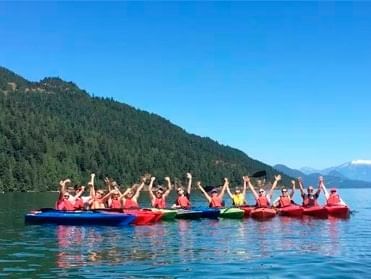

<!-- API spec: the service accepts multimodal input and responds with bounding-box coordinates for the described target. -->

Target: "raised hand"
[164,176,170,182]
[150,177,156,182]
[243,176,250,183]
[186,173,192,179]
[274,174,282,181]
[224,177,229,183]
[196,181,202,188]
[291,180,296,186]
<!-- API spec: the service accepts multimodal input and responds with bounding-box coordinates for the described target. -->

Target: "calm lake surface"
[0,189,370,278]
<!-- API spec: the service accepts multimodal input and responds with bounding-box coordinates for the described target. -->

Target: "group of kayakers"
[56,172,346,211]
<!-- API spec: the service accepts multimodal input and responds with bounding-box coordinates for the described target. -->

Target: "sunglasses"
[64,195,70,198]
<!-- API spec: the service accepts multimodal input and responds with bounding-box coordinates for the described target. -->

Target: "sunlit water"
[0,189,370,278]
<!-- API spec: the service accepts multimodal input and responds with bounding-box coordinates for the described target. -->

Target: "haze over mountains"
[275,161,371,188]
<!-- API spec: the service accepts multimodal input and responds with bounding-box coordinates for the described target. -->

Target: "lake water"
[0,189,370,278]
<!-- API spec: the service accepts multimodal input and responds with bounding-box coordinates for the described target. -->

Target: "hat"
[210,189,218,194]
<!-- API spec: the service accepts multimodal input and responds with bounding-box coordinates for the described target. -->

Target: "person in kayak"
[88,173,112,209]
[247,174,281,208]
[172,173,192,209]
[319,176,346,206]
[56,179,86,210]
[272,180,296,208]
[121,177,146,209]
[197,178,229,208]
[149,176,172,209]
[298,177,321,207]
[103,178,123,209]
[226,176,248,207]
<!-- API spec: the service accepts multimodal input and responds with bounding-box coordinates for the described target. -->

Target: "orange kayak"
[250,208,276,220]
[124,209,160,225]
[325,205,350,218]
[277,205,303,217]
[303,206,328,219]
[239,206,253,217]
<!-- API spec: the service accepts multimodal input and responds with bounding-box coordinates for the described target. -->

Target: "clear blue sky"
[1,1,370,169]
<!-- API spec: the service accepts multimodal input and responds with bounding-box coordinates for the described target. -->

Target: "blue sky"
[1,1,370,169]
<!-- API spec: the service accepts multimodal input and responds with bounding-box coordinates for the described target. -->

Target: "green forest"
[0,66,289,192]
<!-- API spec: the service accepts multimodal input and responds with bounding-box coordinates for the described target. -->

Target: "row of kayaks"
[25,204,350,226]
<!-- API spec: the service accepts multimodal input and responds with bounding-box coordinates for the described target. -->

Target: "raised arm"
[89,173,96,199]
[186,173,192,194]
[104,177,112,192]
[319,176,329,199]
[242,176,247,196]
[58,180,67,200]
[289,180,296,198]
[219,178,228,199]
[226,181,233,199]
[148,177,156,200]
[298,177,305,196]
[315,176,322,196]
[197,181,211,203]
[247,177,259,200]
[75,185,85,199]
[268,175,281,199]
[133,177,146,200]
[163,176,172,198]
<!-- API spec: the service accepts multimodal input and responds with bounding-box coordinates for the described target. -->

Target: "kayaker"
[319,176,346,206]
[149,176,172,209]
[56,179,75,211]
[172,173,192,209]
[89,173,112,209]
[103,178,123,209]
[272,180,296,208]
[298,177,321,207]
[121,177,146,209]
[197,178,228,208]
[56,179,86,210]
[226,176,248,207]
[247,175,281,208]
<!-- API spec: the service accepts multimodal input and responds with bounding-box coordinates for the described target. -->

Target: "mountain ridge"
[0,66,291,192]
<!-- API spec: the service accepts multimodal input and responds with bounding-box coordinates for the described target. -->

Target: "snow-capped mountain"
[321,160,371,182]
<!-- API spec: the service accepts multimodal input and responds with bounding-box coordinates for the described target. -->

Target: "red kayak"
[239,206,253,217]
[124,209,159,225]
[303,206,328,219]
[325,205,350,218]
[277,205,303,217]
[250,208,276,220]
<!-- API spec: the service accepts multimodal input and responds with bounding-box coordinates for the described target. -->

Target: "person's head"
[63,192,70,200]
[258,188,265,196]
[210,189,218,197]
[96,189,105,199]
[281,188,288,196]
[307,186,314,194]
[112,190,120,200]
[330,188,337,194]
[177,187,185,196]
[155,187,164,198]
[125,188,135,199]
[234,187,241,194]
[67,186,76,195]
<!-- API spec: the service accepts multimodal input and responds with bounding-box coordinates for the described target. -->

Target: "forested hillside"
[0,66,289,192]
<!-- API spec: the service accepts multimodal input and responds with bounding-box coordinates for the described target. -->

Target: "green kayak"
[219,208,244,219]
[150,208,177,221]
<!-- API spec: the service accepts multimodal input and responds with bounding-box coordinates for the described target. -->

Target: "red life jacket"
[74,198,84,210]
[123,198,139,209]
[177,196,191,209]
[57,199,75,211]
[210,196,222,208]
[153,197,166,209]
[303,195,318,207]
[327,193,341,206]
[256,196,269,208]
[279,196,291,208]
[110,199,122,209]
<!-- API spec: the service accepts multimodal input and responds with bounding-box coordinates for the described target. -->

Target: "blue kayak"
[192,207,220,219]
[25,210,136,226]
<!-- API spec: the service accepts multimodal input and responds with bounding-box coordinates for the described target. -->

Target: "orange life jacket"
[57,200,75,211]
[177,196,191,209]
[123,198,139,209]
[256,196,269,208]
[279,196,291,208]
[74,198,84,210]
[153,197,166,209]
[110,199,122,209]
[210,196,222,208]
[327,193,341,206]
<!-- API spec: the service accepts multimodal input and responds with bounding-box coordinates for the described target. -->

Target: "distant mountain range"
[275,163,371,188]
